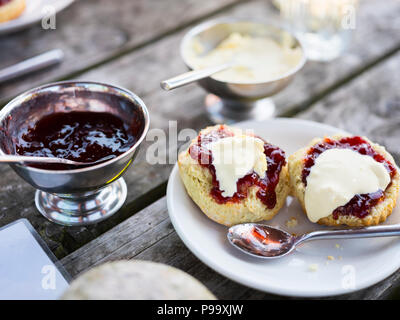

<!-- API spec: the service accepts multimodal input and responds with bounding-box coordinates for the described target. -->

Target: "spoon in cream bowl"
[228,223,400,259]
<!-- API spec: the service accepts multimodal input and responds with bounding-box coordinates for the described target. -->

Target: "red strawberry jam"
[15,111,142,170]
[302,136,397,219]
[189,125,286,209]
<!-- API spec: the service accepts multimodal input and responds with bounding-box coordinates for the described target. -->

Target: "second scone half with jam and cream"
[178,124,290,226]
[289,135,400,226]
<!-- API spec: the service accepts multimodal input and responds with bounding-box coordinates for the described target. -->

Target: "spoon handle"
[297,224,400,245]
[0,155,82,165]
[0,49,64,84]
[160,62,233,91]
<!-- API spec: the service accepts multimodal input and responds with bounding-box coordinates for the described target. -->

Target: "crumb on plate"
[308,264,319,272]
[286,217,298,228]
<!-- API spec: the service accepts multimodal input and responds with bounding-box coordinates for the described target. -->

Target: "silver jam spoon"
[0,155,114,167]
[228,223,400,259]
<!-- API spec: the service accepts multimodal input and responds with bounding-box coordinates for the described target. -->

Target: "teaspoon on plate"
[228,223,400,259]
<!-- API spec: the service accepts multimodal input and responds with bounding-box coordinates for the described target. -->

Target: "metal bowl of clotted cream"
[180,19,306,123]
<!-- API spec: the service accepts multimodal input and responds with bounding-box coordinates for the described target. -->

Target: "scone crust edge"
[288,134,400,226]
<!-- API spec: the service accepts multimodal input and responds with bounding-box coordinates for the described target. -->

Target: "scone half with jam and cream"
[0,0,26,23]
[289,135,400,227]
[178,124,290,226]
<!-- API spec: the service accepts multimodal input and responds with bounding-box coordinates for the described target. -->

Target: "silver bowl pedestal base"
[35,178,128,226]
[205,94,275,124]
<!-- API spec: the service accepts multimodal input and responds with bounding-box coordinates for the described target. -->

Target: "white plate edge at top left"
[0,0,75,35]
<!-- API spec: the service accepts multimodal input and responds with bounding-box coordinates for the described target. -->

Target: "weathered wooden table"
[1,0,400,299]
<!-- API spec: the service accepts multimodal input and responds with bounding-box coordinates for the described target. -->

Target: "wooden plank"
[276,0,400,116]
[2,0,400,259]
[61,197,169,276]
[0,0,248,257]
[0,0,243,105]
[297,51,400,165]
[62,198,172,275]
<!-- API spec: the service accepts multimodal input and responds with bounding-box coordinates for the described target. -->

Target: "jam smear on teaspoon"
[15,112,138,170]
[189,125,286,209]
[302,136,397,219]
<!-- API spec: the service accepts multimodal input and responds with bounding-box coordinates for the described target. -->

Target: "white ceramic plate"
[0,0,74,35]
[167,118,400,297]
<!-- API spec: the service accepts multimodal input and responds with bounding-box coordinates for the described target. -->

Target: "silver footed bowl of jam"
[0,81,150,226]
